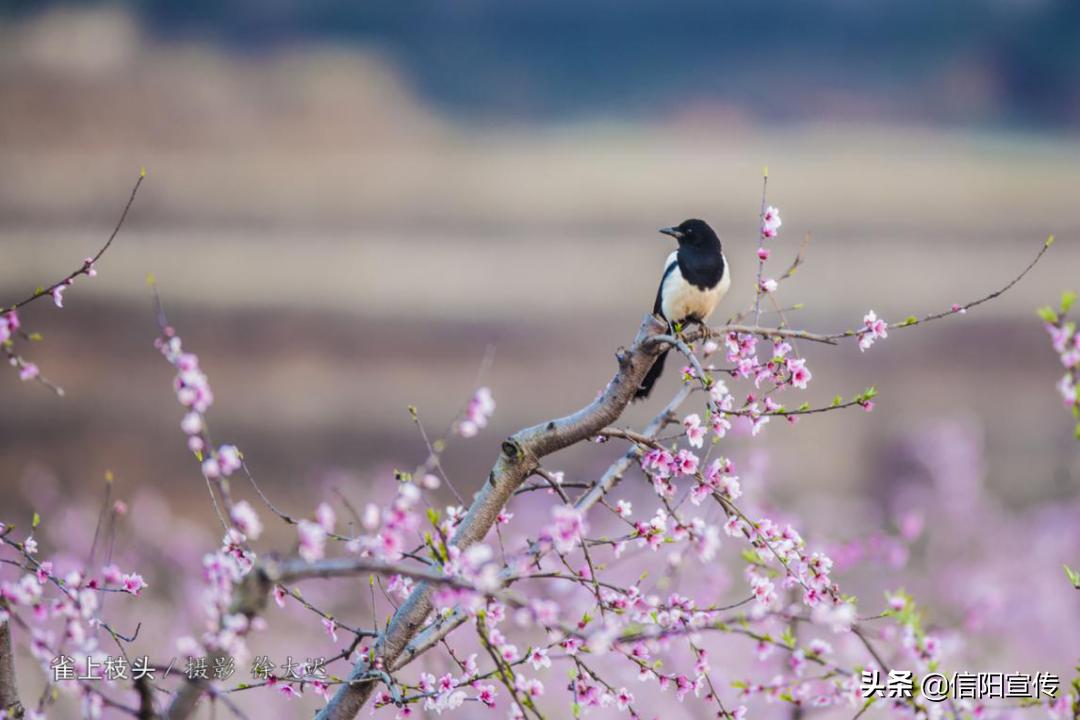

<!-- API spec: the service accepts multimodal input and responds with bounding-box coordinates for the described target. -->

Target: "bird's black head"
[659,219,720,251]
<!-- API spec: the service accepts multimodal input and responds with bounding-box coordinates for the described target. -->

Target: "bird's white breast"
[660,251,731,323]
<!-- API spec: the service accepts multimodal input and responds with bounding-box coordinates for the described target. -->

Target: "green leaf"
[1064,564,1080,589]
[32,512,41,528]
[741,549,766,565]
[831,395,843,407]
[1062,290,1077,314]
[1046,234,1056,248]
[780,627,796,649]
[899,315,919,327]
[797,402,810,411]
[1037,306,1059,324]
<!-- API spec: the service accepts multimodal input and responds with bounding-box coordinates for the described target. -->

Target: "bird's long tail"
[634,348,668,400]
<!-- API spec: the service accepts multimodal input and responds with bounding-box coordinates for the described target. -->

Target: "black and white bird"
[635,218,730,400]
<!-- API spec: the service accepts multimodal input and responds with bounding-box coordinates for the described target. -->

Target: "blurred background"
[2,1,1079,716]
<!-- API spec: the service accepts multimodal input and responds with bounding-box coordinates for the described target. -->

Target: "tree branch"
[315,313,669,720]
[673,234,1054,351]
[7,171,144,312]
[0,620,24,719]
[382,383,696,673]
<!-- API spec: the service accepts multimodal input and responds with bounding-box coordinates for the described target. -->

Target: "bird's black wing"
[653,259,678,319]
[638,258,679,401]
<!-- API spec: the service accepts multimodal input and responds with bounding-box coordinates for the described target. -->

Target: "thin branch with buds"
[7,171,144,312]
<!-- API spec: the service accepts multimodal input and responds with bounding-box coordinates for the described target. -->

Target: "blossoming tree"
[1,172,1076,720]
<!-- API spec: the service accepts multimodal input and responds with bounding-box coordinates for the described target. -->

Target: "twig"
[8,171,144,311]
[754,168,770,325]
[680,234,1054,350]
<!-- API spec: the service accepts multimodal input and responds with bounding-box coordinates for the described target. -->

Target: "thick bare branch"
[385,383,695,672]
[163,672,209,720]
[315,313,669,720]
[0,621,25,719]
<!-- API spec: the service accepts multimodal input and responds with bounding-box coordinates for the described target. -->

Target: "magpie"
[635,218,730,400]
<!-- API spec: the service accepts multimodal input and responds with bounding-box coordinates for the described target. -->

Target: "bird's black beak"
[659,227,682,239]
